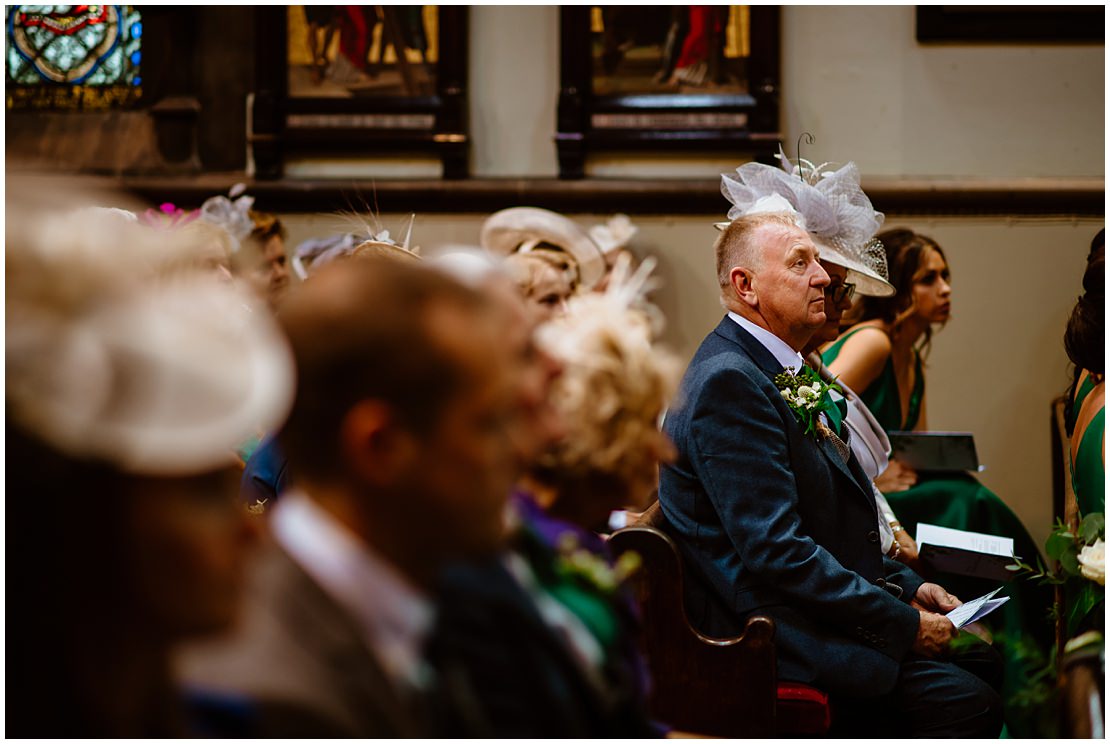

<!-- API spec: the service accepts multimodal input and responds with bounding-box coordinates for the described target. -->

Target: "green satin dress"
[823,328,1053,735]
[1069,372,1105,517]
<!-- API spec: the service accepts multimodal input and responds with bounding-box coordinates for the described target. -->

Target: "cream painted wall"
[781,6,1105,178]
[469,5,560,176]
[279,212,1102,553]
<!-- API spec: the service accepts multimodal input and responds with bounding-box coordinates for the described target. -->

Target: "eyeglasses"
[827,281,856,304]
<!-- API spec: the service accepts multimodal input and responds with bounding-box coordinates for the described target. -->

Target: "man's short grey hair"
[715,212,800,293]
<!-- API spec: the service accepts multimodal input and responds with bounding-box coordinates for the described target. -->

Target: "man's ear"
[339,400,417,487]
[730,266,758,308]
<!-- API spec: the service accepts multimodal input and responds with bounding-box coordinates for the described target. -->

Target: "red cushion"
[776,682,831,736]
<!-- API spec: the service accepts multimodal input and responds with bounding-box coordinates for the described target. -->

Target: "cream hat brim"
[351,239,422,263]
[810,236,895,298]
[8,277,295,475]
[480,207,607,288]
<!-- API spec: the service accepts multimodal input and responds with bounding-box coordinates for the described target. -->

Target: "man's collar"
[727,312,806,372]
[271,490,434,690]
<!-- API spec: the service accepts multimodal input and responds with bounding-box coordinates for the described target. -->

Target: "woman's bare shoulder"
[827,323,892,391]
[838,323,892,358]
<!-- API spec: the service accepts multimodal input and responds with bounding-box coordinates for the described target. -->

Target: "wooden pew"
[609,502,830,737]
[1058,643,1105,738]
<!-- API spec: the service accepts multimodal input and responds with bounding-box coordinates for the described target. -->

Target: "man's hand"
[912,582,961,613]
[913,610,958,657]
[875,458,918,493]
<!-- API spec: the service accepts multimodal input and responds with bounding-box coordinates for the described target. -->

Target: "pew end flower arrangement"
[1001,512,1104,737]
[1009,512,1104,638]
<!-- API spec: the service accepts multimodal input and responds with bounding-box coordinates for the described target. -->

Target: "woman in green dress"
[821,228,1053,734]
[1065,230,1104,517]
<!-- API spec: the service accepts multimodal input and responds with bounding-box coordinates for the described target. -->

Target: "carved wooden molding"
[119,175,1105,217]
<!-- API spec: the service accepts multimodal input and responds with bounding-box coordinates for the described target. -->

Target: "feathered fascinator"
[199,183,255,250]
[293,214,422,279]
[719,145,894,297]
[588,214,639,265]
[139,202,200,231]
[535,254,682,488]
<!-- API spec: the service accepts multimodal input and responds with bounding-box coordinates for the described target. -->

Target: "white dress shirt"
[727,312,806,372]
[271,491,435,690]
[728,312,836,429]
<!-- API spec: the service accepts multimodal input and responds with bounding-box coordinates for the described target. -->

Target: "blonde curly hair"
[531,256,681,506]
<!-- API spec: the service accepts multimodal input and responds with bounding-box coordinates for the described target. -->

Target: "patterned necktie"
[816,419,851,463]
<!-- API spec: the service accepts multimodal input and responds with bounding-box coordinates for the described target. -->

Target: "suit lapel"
[713,316,873,500]
[270,547,426,737]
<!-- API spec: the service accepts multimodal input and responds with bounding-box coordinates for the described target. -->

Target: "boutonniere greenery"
[554,533,642,596]
[774,365,844,437]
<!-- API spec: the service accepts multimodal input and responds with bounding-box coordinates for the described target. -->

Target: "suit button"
[868,531,880,544]
[875,578,887,588]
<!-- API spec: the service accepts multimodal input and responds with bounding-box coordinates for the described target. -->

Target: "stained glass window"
[7,5,143,110]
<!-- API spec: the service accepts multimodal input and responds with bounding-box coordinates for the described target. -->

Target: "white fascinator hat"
[717,146,895,298]
[480,207,607,289]
[7,206,295,476]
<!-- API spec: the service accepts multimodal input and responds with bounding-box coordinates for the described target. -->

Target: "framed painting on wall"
[253,5,468,179]
[557,6,781,178]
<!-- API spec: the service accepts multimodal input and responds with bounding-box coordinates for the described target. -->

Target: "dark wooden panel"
[118,175,1105,217]
[917,6,1105,44]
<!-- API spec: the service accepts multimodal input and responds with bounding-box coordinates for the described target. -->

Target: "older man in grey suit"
[658,213,1002,737]
[178,259,520,736]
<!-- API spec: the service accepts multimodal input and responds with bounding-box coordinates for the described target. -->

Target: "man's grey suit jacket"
[177,541,426,737]
[659,316,925,697]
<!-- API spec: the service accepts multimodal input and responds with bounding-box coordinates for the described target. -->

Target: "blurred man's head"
[431,251,566,471]
[277,259,518,584]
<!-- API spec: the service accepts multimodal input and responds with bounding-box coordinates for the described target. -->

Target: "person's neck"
[301,481,439,592]
[730,304,808,353]
[891,316,929,356]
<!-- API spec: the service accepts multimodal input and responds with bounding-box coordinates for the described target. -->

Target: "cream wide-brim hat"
[479,207,607,289]
[7,277,295,476]
[809,235,894,298]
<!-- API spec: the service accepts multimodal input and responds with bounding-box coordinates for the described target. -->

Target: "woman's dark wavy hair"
[843,228,949,356]
[1064,228,1105,378]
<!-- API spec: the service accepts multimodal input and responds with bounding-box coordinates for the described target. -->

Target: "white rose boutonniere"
[1078,538,1105,586]
[773,366,844,438]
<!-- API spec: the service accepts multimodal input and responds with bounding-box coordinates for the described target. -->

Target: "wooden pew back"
[609,502,778,737]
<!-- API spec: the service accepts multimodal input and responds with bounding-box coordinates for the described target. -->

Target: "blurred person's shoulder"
[176,539,415,736]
